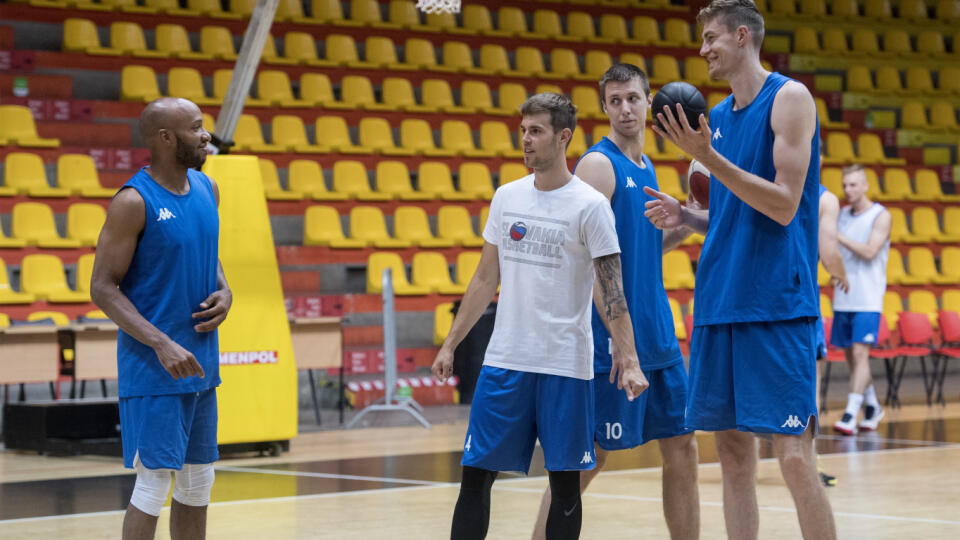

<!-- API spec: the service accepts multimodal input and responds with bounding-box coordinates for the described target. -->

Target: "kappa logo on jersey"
[713,128,723,141]
[509,222,527,241]
[464,435,472,452]
[781,415,806,429]
[157,208,176,221]
[863,333,876,343]
[625,176,637,189]
[579,452,593,464]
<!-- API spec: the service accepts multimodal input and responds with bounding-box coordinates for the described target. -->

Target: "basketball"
[687,159,710,208]
[652,82,708,131]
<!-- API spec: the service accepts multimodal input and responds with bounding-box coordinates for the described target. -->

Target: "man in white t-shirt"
[432,93,649,540]
[831,164,891,436]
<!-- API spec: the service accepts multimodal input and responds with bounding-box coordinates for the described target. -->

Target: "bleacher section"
[2,0,960,407]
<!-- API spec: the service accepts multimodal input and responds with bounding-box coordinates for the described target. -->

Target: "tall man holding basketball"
[530,64,699,540]
[644,1,836,537]
[432,93,648,540]
[91,97,231,540]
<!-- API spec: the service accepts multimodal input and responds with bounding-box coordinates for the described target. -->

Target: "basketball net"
[416,0,461,14]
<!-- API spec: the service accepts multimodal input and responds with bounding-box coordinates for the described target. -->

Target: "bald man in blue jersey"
[643,1,836,538]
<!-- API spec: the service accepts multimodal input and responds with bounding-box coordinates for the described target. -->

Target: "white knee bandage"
[130,462,173,517]
[173,463,215,507]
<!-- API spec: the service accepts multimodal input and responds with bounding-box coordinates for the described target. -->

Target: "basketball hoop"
[416,0,461,14]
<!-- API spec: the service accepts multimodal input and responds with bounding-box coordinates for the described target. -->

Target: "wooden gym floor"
[1,404,959,539]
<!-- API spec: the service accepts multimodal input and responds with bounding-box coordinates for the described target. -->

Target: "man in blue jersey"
[433,93,648,540]
[530,64,699,540]
[643,1,837,538]
[91,97,231,540]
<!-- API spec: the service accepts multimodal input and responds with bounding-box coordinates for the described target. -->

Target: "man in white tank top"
[831,164,891,436]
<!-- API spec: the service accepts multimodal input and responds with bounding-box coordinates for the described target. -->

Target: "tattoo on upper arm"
[595,254,628,320]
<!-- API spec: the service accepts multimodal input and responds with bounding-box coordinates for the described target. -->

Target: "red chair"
[936,310,960,405]
[889,312,936,407]
[819,317,850,411]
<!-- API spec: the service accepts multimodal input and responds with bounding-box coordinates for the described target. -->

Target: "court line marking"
[4,444,959,527]
[214,465,448,487]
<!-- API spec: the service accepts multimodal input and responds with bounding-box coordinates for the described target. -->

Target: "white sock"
[844,393,864,418]
[864,385,880,408]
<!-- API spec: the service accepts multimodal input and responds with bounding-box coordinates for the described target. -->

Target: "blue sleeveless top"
[694,73,821,326]
[117,168,221,397]
[582,138,682,372]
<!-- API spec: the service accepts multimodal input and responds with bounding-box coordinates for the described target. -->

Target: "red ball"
[688,159,710,209]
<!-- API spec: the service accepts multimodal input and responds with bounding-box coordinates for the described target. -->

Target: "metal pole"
[383,267,397,405]
[211,0,279,152]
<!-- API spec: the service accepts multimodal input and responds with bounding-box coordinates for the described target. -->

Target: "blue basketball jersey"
[117,168,221,397]
[581,138,682,372]
[694,73,821,327]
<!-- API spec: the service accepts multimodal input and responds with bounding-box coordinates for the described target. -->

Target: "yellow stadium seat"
[900,0,930,20]
[815,97,850,129]
[257,71,307,108]
[384,0,421,29]
[569,11,606,43]
[821,168,843,198]
[66,203,105,247]
[939,248,960,284]
[288,160,346,201]
[911,169,960,202]
[74,254,96,297]
[462,80,500,116]
[831,0,859,18]
[943,289,960,314]
[900,247,939,285]
[567,129,588,158]
[882,290,902,330]
[887,248,907,285]
[598,14,629,44]
[479,122,522,158]
[270,115,326,154]
[360,118,412,156]
[438,41,483,74]
[800,0,827,17]
[822,132,855,164]
[684,56,726,89]
[350,0,387,26]
[851,28,880,55]
[324,34,374,69]
[299,73,344,108]
[340,75,383,110]
[908,290,940,327]
[668,297,687,341]
[930,101,959,132]
[438,206,483,247]
[315,116,365,154]
[440,121,494,158]
[375,161,429,200]
[821,28,849,55]
[477,44,513,77]
[818,261,830,287]
[875,65,904,93]
[887,207,911,243]
[188,0,242,18]
[915,206,960,242]
[876,168,913,201]
[399,119,454,157]
[364,36,408,71]
[418,162,473,201]
[282,32,323,66]
[864,0,893,19]
[0,258,33,304]
[109,22,166,58]
[303,206,364,247]
[583,50,613,82]
[120,65,162,103]
[412,253,463,294]
[916,31,945,57]
[212,69,267,107]
[663,18,696,48]
[167,67,218,106]
[499,163,530,186]
[424,11,458,33]
[366,253,429,295]
[943,207,960,237]
[258,159,302,201]
[532,9,566,41]
[820,293,833,319]
[306,0,353,24]
[233,114,283,153]
[770,0,797,15]
[515,47,549,78]
[793,27,821,54]
[394,207,455,247]
[650,54,682,85]
[864,168,883,199]
[458,163,495,200]
[26,311,70,326]
[379,78,426,112]
[657,166,686,200]
[845,65,874,92]
[333,161,390,201]
[900,100,930,130]
[938,0,960,21]
[572,86,604,121]
[547,48,583,80]
[4,152,70,197]
[57,154,117,198]
[663,251,695,290]
[496,83,529,115]
[496,6,532,37]
[63,18,122,55]
[433,302,454,345]
[352,207,411,248]
[479,207,490,233]
[422,79,474,114]
[905,67,935,94]
[707,92,728,111]
[20,254,90,302]
[199,26,237,60]
[459,4,492,34]
[156,24,211,61]
[403,38,439,70]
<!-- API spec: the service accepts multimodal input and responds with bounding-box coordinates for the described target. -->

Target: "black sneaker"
[819,470,837,487]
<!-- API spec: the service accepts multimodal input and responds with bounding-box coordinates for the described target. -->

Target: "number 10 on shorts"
[605,422,622,440]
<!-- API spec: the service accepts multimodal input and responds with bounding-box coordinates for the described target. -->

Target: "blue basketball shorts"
[830,311,881,348]
[120,387,219,470]
[686,318,818,435]
[815,316,827,360]
[461,366,596,474]
[594,361,691,451]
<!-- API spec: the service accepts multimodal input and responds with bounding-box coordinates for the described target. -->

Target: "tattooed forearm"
[595,254,629,321]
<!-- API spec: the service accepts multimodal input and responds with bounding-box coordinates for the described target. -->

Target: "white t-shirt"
[481,174,621,380]
[833,203,889,312]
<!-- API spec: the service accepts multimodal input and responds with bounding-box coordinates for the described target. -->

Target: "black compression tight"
[545,470,582,540]
[450,466,498,540]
